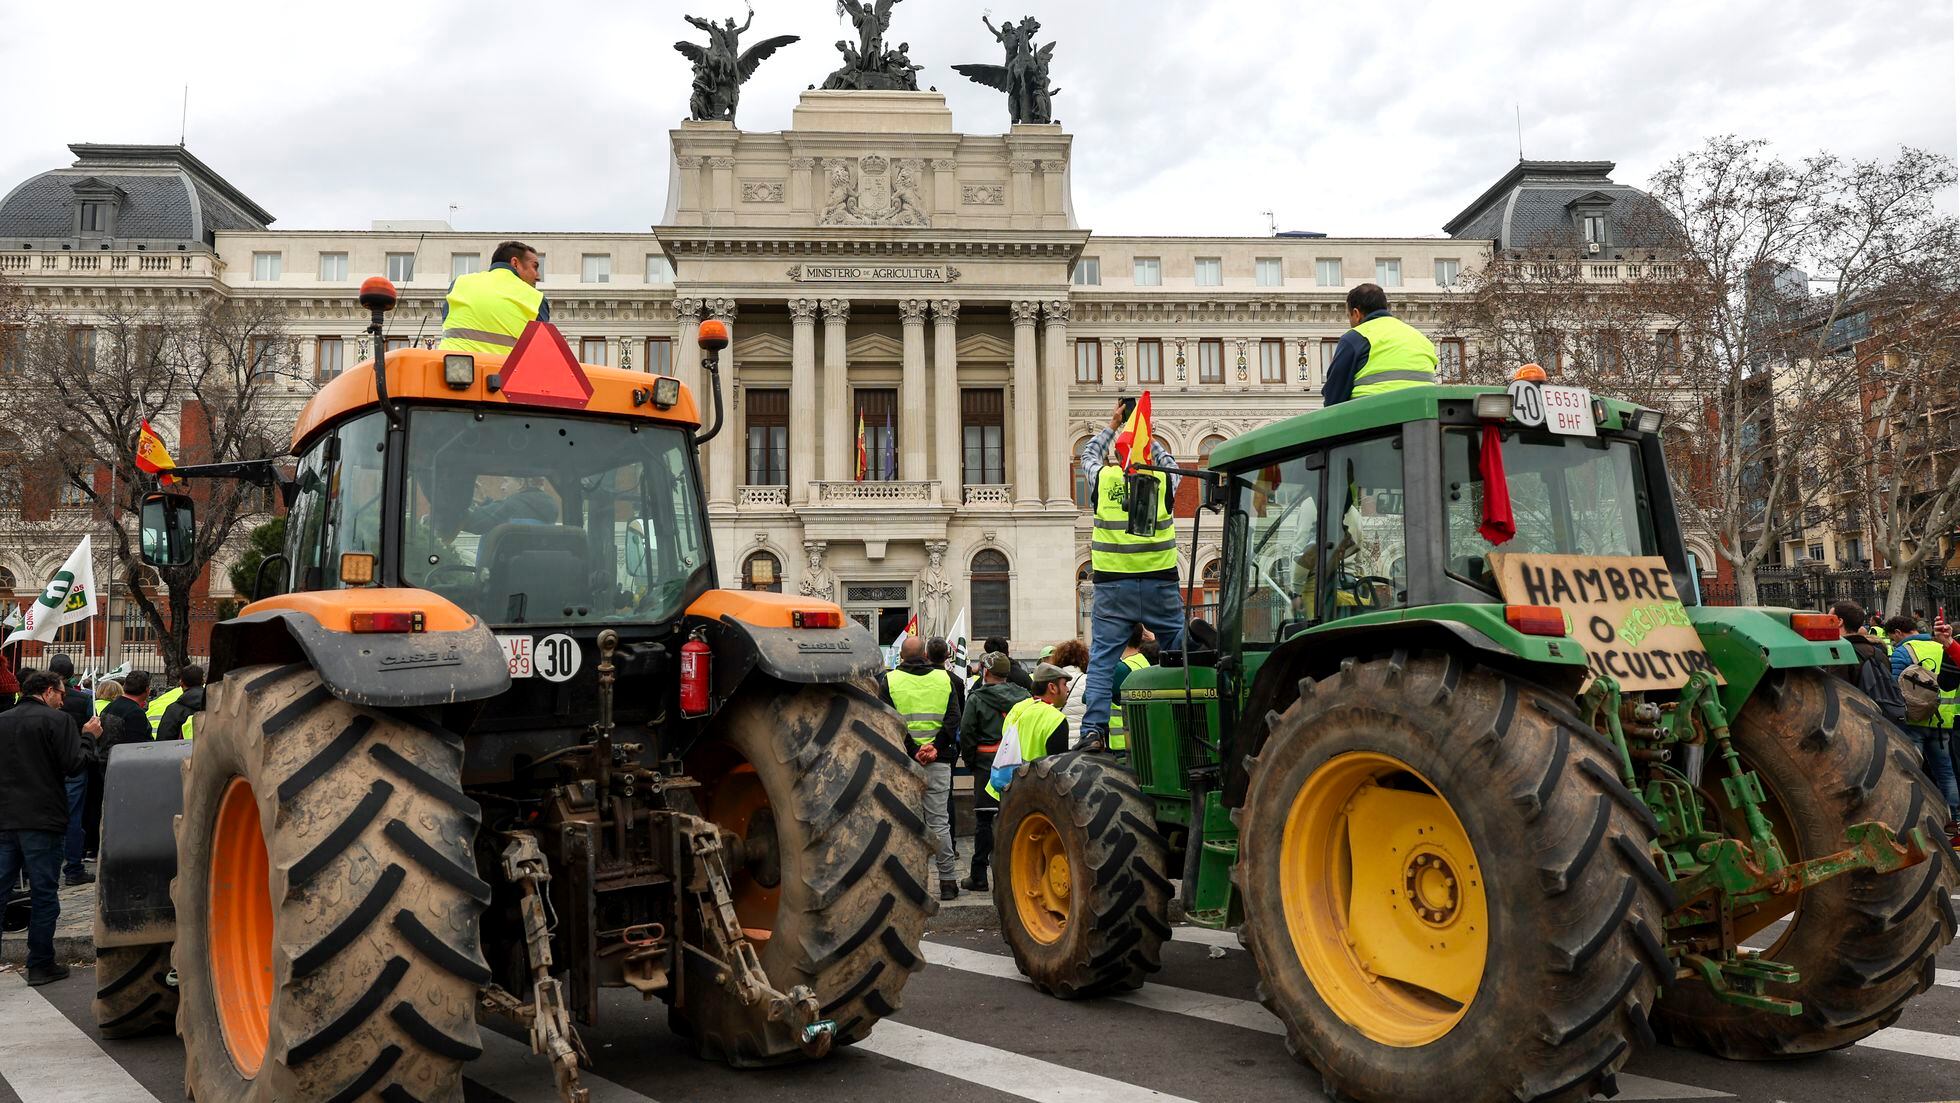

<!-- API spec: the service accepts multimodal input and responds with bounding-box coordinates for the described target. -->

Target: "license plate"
[1541,385,1597,437]
[498,634,534,678]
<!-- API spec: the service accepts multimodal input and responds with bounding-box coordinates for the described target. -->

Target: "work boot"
[961,871,988,892]
[25,963,70,986]
[64,870,95,886]
[939,881,960,902]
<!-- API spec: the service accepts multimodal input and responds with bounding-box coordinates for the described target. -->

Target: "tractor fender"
[1223,617,1586,808]
[1686,605,1857,718]
[94,739,193,949]
[692,614,887,709]
[210,597,510,708]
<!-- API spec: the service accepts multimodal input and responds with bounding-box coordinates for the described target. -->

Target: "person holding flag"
[5,537,99,653]
[133,420,181,485]
[1074,395,1185,753]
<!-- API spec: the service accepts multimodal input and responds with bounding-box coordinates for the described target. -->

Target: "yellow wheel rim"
[1280,752,1488,1047]
[1010,811,1072,945]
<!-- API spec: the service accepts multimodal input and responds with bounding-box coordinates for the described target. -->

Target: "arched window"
[971,549,1012,641]
[1198,435,1227,465]
[742,551,782,592]
[1071,437,1096,508]
[1200,559,1221,610]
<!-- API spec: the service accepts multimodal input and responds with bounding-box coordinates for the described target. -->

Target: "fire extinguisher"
[679,628,712,716]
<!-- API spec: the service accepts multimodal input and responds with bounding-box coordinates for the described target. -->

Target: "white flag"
[948,607,969,664]
[4,535,98,647]
[1,602,21,632]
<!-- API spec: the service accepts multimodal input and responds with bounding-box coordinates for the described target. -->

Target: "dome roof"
[1443,160,1670,252]
[0,143,273,249]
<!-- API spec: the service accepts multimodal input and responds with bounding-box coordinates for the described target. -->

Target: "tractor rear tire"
[677,681,934,1065]
[173,664,491,1103]
[1236,651,1673,1103]
[1653,668,1960,1058]
[93,943,178,1039]
[992,751,1173,997]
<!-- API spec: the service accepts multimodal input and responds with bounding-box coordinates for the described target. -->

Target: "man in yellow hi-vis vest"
[439,241,550,356]
[986,664,1074,799]
[1104,624,1153,753]
[1321,283,1438,405]
[879,635,962,901]
[1077,399,1187,750]
[154,664,204,742]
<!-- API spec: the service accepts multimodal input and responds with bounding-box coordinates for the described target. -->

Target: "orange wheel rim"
[1010,812,1071,944]
[210,777,274,1078]
[701,763,779,937]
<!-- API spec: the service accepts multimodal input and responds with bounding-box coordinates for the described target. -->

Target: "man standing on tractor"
[986,663,1074,799]
[1889,614,1960,838]
[1078,398,1184,752]
[1319,282,1439,405]
[959,651,1030,891]
[880,635,963,900]
[439,240,551,355]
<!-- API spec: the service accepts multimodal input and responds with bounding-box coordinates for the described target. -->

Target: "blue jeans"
[1907,726,1960,818]
[1081,576,1187,734]
[0,829,64,969]
[63,773,86,878]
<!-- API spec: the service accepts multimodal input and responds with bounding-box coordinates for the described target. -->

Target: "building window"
[1074,338,1101,384]
[1136,338,1164,384]
[57,479,89,508]
[1807,543,1825,562]
[1434,258,1461,287]
[581,254,612,283]
[742,551,782,592]
[746,388,788,486]
[385,253,415,282]
[1072,437,1096,508]
[645,337,673,376]
[1133,257,1162,286]
[1255,257,1283,287]
[971,549,1012,641]
[1656,329,1681,366]
[450,253,481,279]
[69,326,96,371]
[645,254,674,283]
[1072,257,1101,286]
[1198,338,1224,384]
[1199,559,1221,611]
[0,326,20,376]
[1315,258,1343,286]
[579,337,608,366]
[319,252,348,281]
[316,337,344,382]
[1375,258,1402,287]
[1319,337,1341,379]
[1583,214,1607,244]
[1194,257,1223,287]
[384,336,413,352]
[1260,338,1285,383]
[252,252,282,281]
[856,389,898,481]
[961,389,1005,486]
[1438,338,1465,381]
[79,202,109,233]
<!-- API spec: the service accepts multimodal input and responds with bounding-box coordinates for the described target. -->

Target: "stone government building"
[0,93,1653,655]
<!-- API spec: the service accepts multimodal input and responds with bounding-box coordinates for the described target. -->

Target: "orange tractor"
[91,279,933,1102]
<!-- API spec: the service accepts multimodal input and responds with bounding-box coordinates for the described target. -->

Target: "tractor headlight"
[442,354,474,390]
[652,376,681,409]
[1634,408,1664,433]
[1474,393,1512,420]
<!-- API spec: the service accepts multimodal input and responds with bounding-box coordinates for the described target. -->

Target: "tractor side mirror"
[140,492,196,568]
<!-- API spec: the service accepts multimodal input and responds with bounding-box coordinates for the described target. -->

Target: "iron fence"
[1697,567,1954,618]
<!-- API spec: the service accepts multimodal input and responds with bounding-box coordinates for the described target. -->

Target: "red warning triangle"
[498,321,594,410]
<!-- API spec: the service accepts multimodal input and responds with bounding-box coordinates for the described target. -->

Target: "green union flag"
[4,535,97,647]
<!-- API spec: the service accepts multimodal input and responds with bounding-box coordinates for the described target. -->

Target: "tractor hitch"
[1676,820,1931,910]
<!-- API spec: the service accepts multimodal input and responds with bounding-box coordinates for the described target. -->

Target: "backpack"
[1899,654,1943,726]
[1857,647,1909,725]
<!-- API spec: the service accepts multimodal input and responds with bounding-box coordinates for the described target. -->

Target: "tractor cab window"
[1233,454,1320,646]
[285,411,387,592]
[401,409,710,626]
[1441,429,1656,592]
[1321,435,1408,619]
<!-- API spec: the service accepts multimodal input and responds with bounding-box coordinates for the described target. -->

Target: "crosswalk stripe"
[1859,1027,1960,1063]
[1611,1074,1731,1100]
[1169,926,1240,950]
[0,972,159,1103]
[472,1029,660,1103]
[855,1019,1202,1103]
[1936,968,1960,988]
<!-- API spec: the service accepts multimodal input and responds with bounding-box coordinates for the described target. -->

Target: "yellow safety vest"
[1904,639,1960,730]
[986,697,1067,798]
[439,267,544,355]
[146,687,182,732]
[1350,314,1439,398]
[1106,651,1150,751]
[1091,464,1176,575]
[886,668,953,745]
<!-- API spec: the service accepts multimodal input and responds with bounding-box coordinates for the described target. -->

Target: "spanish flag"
[134,420,180,485]
[902,612,919,640]
[1112,390,1153,471]
[854,412,868,481]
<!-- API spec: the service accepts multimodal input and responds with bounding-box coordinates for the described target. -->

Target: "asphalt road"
[7,921,1960,1103]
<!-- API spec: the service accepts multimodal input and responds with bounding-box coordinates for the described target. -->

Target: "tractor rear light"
[1473,393,1512,420]
[339,552,375,586]
[1790,613,1841,642]
[1505,605,1568,637]
[792,609,843,629]
[1633,408,1664,433]
[652,376,681,409]
[349,610,425,633]
[442,354,475,389]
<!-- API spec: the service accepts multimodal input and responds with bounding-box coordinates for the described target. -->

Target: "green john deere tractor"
[992,381,1958,1103]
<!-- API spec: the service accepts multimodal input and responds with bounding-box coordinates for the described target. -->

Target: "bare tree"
[0,298,301,675]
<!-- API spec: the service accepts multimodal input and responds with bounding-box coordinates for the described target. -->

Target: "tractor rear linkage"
[1579,672,1933,1015]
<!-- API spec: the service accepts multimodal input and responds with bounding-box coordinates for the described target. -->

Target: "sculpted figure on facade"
[674,10,799,124]
[917,541,952,635]
[821,0,920,91]
[956,15,1059,124]
[798,542,835,602]
[817,156,929,227]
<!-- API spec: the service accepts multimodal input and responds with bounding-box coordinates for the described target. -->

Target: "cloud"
[0,0,1950,236]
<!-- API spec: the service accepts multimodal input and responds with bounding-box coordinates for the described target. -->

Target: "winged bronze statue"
[822,0,921,91]
[675,10,798,124]
[954,15,1058,124]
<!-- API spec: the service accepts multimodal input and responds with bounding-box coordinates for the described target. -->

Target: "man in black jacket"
[156,665,206,742]
[958,652,1030,891]
[44,655,96,886]
[0,670,101,984]
[101,669,153,751]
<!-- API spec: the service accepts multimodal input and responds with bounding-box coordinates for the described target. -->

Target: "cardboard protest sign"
[1488,553,1720,691]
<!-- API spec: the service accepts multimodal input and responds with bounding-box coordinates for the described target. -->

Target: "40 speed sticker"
[497,633,583,682]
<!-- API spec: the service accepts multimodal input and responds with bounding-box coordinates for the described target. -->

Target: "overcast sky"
[2,0,1953,238]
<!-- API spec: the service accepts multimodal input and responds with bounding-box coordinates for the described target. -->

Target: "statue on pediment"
[675,8,799,123]
[956,14,1059,124]
[821,0,923,91]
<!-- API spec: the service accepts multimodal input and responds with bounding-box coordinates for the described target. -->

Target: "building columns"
[931,299,961,506]
[788,298,818,504]
[1041,300,1071,506]
[820,298,851,482]
[672,296,703,399]
[899,299,929,482]
[1010,300,1041,508]
[704,298,737,507]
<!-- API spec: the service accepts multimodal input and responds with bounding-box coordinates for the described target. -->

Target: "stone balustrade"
[0,252,207,275]
[737,485,788,508]
[809,480,938,504]
[962,484,1013,507]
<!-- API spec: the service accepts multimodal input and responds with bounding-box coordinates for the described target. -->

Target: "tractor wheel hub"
[1404,849,1461,927]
